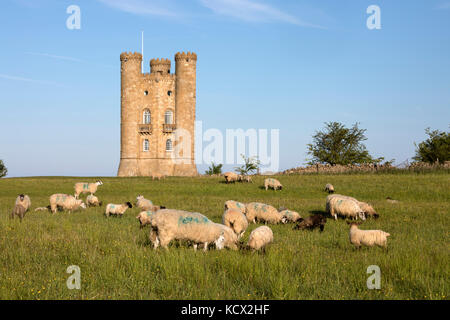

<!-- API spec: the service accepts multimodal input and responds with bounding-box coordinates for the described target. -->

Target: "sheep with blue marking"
[49,194,86,214]
[74,181,103,199]
[264,178,283,191]
[222,208,249,239]
[105,202,132,217]
[245,202,287,224]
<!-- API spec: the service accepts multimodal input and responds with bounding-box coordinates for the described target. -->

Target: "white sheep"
[136,195,165,212]
[324,183,335,193]
[247,226,273,251]
[224,172,239,184]
[49,194,86,214]
[245,202,287,224]
[264,178,283,191]
[279,209,302,223]
[136,210,157,229]
[224,200,247,215]
[86,195,102,207]
[326,195,366,221]
[74,181,103,199]
[105,202,133,217]
[222,208,249,239]
[15,194,31,212]
[327,194,378,219]
[150,209,238,251]
[348,222,390,248]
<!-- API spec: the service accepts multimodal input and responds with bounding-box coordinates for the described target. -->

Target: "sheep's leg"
[193,244,198,251]
[203,242,208,252]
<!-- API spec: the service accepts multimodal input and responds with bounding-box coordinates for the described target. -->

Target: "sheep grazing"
[49,194,86,214]
[105,202,132,217]
[294,215,327,232]
[247,226,273,251]
[149,209,238,251]
[86,195,102,207]
[326,195,366,221]
[136,195,165,212]
[74,181,103,199]
[222,208,249,239]
[264,178,283,191]
[245,202,287,224]
[15,194,31,212]
[35,206,51,212]
[279,209,302,223]
[11,203,27,221]
[151,173,166,181]
[348,221,390,248]
[327,194,378,219]
[224,200,247,215]
[136,210,157,229]
[224,172,239,184]
[238,175,253,183]
[324,183,335,193]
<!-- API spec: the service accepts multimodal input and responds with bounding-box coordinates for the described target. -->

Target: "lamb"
[264,178,283,191]
[35,206,51,212]
[279,209,302,223]
[222,208,249,239]
[86,195,102,207]
[49,194,86,213]
[136,210,157,229]
[11,203,27,221]
[326,195,366,221]
[136,195,165,212]
[224,172,239,184]
[324,183,335,193]
[224,200,247,215]
[238,175,253,183]
[15,194,31,212]
[149,209,238,251]
[327,194,378,219]
[247,226,273,251]
[74,181,103,199]
[294,214,327,232]
[245,202,287,224]
[348,222,390,248]
[105,202,132,217]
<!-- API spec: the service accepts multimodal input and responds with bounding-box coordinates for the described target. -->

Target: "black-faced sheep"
[294,214,327,232]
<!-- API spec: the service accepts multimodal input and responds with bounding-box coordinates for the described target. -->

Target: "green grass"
[0,174,448,300]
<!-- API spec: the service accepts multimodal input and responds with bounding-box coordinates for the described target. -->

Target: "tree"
[413,128,450,164]
[0,160,7,178]
[205,162,223,175]
[235,154,260,176]
[306,122,383,165]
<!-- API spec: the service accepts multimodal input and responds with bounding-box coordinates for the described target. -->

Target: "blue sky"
[0,0,449,177]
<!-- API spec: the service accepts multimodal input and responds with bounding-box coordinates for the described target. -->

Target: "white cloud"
[199,0,325,28]
[0,74,65,87]
[97,0,178,17]
[25,52,83,62]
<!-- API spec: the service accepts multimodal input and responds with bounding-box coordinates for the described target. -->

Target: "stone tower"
[117,51,198,177]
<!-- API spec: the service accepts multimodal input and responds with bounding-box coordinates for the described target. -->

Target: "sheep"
[348,222,390,248]
[15,194,31,212]
[224,200,247,215]
[86,195,102,207]
[327,194,378,219]
[105,202,132,217]
[11,203,27,221]
[149,209,238,251]
[247,226,273,251]
[151,173,166,181]
[326,195,366,221]
[386,197,399,204]
[264,178,283,191]
[222,208,249,239]
[245,202,287,224]
[74,181,103,199]
[35,206,51,212]
[238,175,253,183]
[324,183,335,193]
[136,210,157,229]
[294,214,327,232]
[279,209,302,223]
[49,194,86,214]
[224,172,239,184]
[136,195,165,212]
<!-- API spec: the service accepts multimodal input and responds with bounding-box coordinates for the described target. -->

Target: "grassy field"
[0,173,448,300]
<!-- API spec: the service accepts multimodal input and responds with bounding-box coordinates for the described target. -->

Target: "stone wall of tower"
[117,51,198,177]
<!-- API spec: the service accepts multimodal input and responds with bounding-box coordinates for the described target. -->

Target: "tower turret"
[174,51,198,176]
[150,58,171,75]
[118,52,142,177]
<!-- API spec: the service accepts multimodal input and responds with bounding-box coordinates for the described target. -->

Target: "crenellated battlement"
[120,52,143,61]
[150,58,171,74]
[150,58,171,66]
[175,51,197,62]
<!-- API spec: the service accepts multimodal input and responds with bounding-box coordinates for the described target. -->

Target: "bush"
[0,160,7,178]
[413,128,450,164]
[205,162,223,175]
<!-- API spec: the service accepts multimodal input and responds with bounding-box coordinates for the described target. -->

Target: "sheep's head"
[80,202,87,210]
[19,194,25,201]
[281,216,288,224]
[214,235,225,250]
[358,212,366,221]
[96,180,103,186]
[126,202,133,208]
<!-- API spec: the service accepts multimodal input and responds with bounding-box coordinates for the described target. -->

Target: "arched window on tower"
[165,110,173,124]
[143,109,151,124]
[166,139,173,152]
[143,139,149,152]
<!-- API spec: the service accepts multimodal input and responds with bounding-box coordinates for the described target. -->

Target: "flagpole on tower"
[141,31,144,73]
